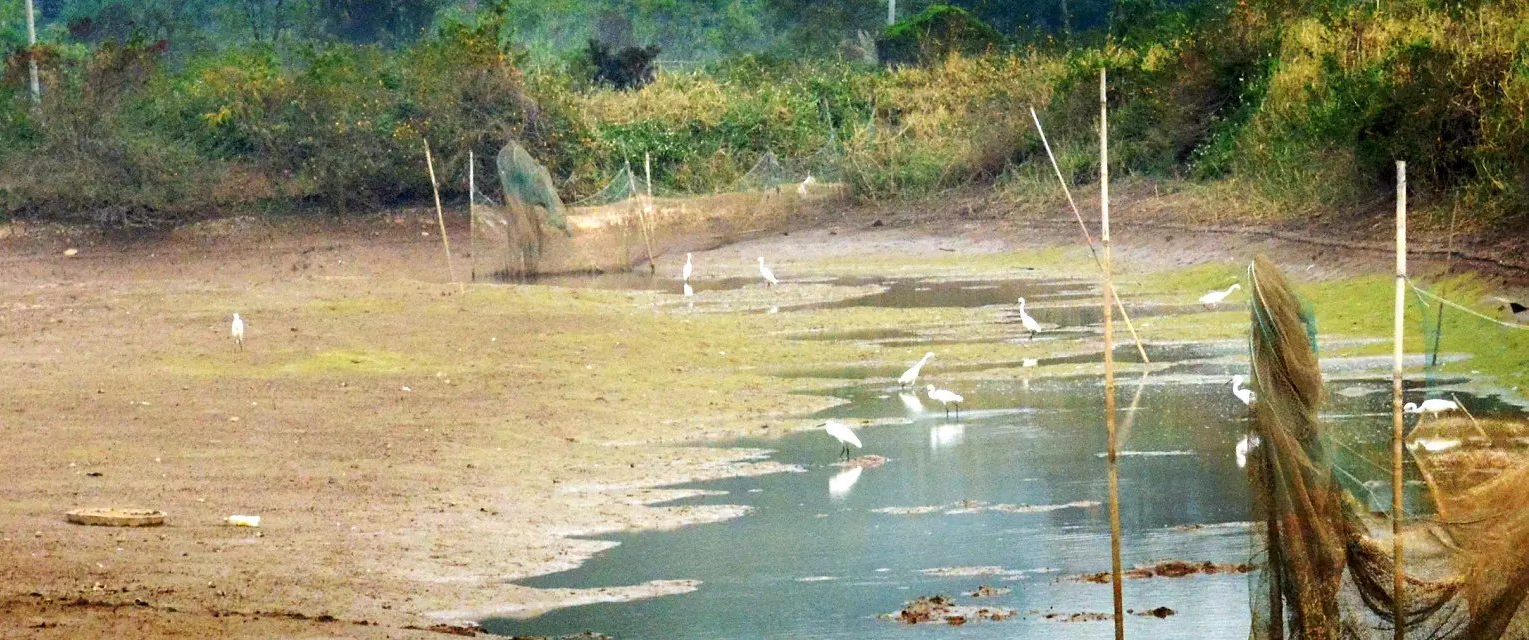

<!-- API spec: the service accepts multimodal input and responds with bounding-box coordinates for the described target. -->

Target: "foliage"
[878,4,1006,65]
[585,39,660,90]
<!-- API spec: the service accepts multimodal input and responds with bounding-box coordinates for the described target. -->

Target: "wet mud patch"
[882,595,1017,625]
[1072,560,1254,583]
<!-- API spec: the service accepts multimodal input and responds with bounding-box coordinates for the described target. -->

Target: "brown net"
[1244,255,1529,639]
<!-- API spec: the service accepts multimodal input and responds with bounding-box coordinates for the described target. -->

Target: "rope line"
[1408,281,1529,331]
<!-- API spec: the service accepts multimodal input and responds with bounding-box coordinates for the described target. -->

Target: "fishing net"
[1244,255,1529,639]
[470,141,571,279]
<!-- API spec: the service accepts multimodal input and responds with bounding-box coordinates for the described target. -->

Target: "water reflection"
[827,466,862,499]
[897,391,924,415]
[928,422,965,450]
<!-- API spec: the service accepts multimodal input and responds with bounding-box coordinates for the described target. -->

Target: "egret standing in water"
[1199,284,1241,308]
[681,253,694,282]
[1230,375,1256,406]
[757,257,778,287]
[1016,297,1042,340]
[926,384,964,418]
[1404,398,1460,422]
[823,420,862,461]
[231,313,245,351]
[898,352,935,387]
[1229,375,1258,469]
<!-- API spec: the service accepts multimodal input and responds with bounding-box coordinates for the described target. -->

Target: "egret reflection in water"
[827,465,862,499]
[929,422,965,450]
[897,391,925,414]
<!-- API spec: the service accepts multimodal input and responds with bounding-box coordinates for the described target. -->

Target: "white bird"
[683,283,694,297]
[681,253,693,282]
[757,257,778,287]
[926,384,964,418]
[231,313,245,351]
[1016,297,1042,340]
[828,465,862,498]
[898,352,935,387]
[1235,434,1261,469]
[1199,283,1242,308]
[797,175,817,195]
[1404,398,1460,417]
[823,420,862,460]
[1230,375,1256,406]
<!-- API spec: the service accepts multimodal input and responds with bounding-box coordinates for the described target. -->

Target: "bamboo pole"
[631,160,657,274]
[1391,160,1407,640]
[1028,107,1151,364]
[1101,68,1125,640]
[422,138,459,287]
[25,0,39,103]
[468,150,476,283]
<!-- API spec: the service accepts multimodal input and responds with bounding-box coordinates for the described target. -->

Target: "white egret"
[823,420,862,460]
[1022,358,1039,367]
[1404,398,1460,417]
[1230,375,1256,406]
[1016,297,1042,340]
[898,352,934,387]
[925,384,964,418]
[1199,283,1242,308]
[681,253,694,282]
[828,465,862,498]
[1234,434,1261,469]
[231,313,245,351]
[757,257,778,287]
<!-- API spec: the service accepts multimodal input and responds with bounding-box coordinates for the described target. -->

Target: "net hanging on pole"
[1243,255,1529,639]
[469,141,570,280]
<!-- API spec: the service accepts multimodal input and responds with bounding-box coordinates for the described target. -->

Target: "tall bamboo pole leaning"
[630,158,657,273]
[1100,67,1126,640]
[25,0,40,103]
[1027,107,1150,364]
[422,138,459,287]
[1391,161,1407,640]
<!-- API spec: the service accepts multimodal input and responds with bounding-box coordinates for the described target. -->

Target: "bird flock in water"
[225,254,1476,469]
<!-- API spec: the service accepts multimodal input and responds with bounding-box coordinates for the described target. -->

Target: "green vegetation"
[1,1,1525,227]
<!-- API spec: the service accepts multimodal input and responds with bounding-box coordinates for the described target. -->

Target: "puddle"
[804,277,1094,310]
[527,271,760,294]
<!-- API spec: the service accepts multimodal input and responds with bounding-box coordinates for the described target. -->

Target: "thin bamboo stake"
[1028,107,1150,364]
[422,138,459,288]
[645,152,658,272]
[1391,160,1407,640]
[1428,207,1458,368]
[1100,68,1125,640]
[468,149,476,283]
[629,160,657,273]
[25,0,39,103]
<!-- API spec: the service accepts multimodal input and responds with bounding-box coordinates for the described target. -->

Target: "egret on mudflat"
[758,257,779,287]
[926,384,964,418]
[1016,297,1042,340]
[231,313,245,351]
[898,352,935,387]
[681,253,694,282]
[1230,375,1256,406]
[1199,284,1241,308]
[1404,398,1460,420]
[823,420,862,460]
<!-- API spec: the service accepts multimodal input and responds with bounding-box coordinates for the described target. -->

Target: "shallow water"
[486,274,1518,639]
